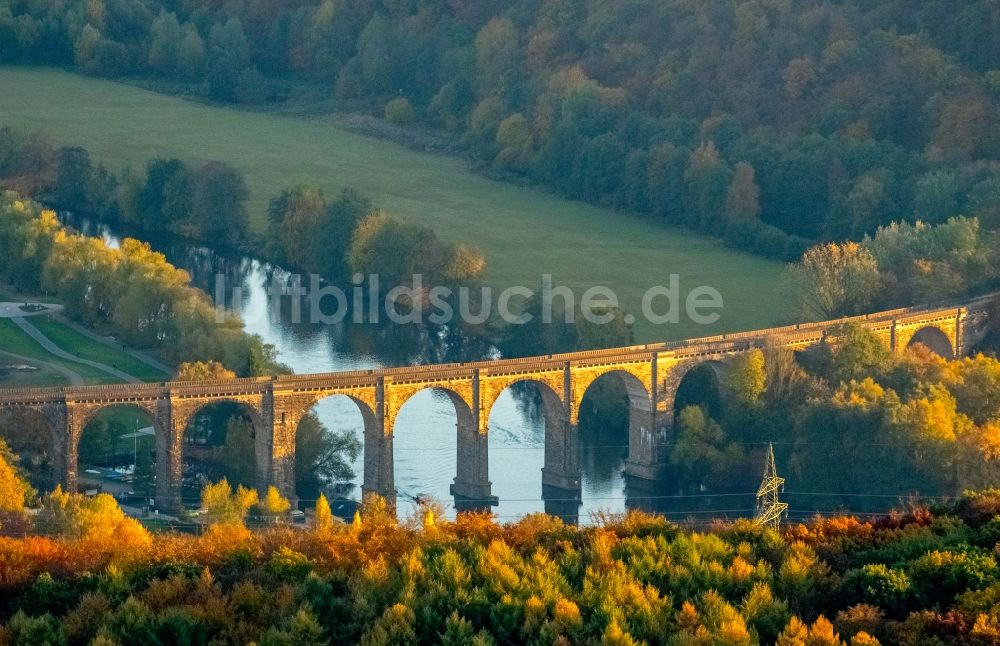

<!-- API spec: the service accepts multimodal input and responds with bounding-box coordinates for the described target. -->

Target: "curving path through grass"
[0,299,171,384]
[52,315,172,376]
[9,316,141,383]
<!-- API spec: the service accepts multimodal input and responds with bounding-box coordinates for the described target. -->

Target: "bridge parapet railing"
[757,324,802,336]
[892,310,964,325]
[666,339,765,357]
[68,382,167,393]
[0,389,66,402]
[572,345,648,358]
[0,386,66,397]
[277,370,379,384]
[668,335,727,348]
[871,306,916,319]
[177,376,274,387]
[721,330,769,341]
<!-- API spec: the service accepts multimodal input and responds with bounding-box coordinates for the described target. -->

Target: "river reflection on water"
[65,215,635,523]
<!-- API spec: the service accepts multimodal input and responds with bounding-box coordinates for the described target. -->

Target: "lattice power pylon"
[755,443,789,529]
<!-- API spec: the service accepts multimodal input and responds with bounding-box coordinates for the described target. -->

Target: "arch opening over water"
[673,361,725,422]
[296,394,370,518]
[391,387,471,517]
[577,370,654,517]
[486,379,574,521]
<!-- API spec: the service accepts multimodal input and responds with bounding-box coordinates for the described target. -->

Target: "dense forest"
[7,467,1000,644]
[3,0,1000,259]
[666,322,1000,511]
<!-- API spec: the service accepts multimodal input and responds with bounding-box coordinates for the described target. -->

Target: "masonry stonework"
[0,296,992,513]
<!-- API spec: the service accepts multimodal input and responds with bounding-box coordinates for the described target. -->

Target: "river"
[64,215,635,523]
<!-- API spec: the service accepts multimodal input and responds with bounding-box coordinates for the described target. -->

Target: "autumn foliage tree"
[0,191,283,376]
[792,216,999,320]
[0,439,31,531]
[201,478,258,526]
[791,242,882,319]
[175,361,237,381]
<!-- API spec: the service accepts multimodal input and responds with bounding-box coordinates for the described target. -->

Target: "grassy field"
[0,283,169,385]
[0,67,792,341]
[29,317,169,381]
[0,356,72,388]
[0,318,118,384]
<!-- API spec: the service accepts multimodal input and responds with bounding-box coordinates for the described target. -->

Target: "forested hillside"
[8,484,1000,644]
[3,0,1000,258]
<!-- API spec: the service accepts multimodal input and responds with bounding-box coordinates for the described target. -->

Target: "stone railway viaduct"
[0,294,994,512]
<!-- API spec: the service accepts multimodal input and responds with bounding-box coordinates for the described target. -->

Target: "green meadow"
[28,317,169,382]
[0,67,790,341]
[0,318,117,385]
[0,363,70,388]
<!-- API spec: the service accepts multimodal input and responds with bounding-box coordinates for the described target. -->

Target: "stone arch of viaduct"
[0,296,992,512]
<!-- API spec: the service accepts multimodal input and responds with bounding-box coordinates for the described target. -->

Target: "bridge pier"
[363,381,395,506]
[543,487,581,525]
[154,424,175,512]
[624,387,668,482]
[541,366,582,513]
[56,404,80,495]
[258,393,294,505]
[363,431,394,507]
[623,474,664,514]
[542,421,582,500]
[451,422,497,511]
[622,429,671,519]
[159,402,188,513]
[266,416,298,509]
[542,414,581,527]
[60,404,94,495]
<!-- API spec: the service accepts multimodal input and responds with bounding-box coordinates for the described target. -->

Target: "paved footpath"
[1,301,172,379]
[10,316,141,384]
[0,349,85,387]
[54,315,172,376]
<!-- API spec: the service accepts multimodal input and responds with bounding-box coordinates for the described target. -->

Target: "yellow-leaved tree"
[314,493,335,534]
[0,439,32,531]
[260,486,291,517]
[35,487,150,552]
[776,615,846,646]
[201,478,258,525]
[176,361,237,381]
[791,242,882,319]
